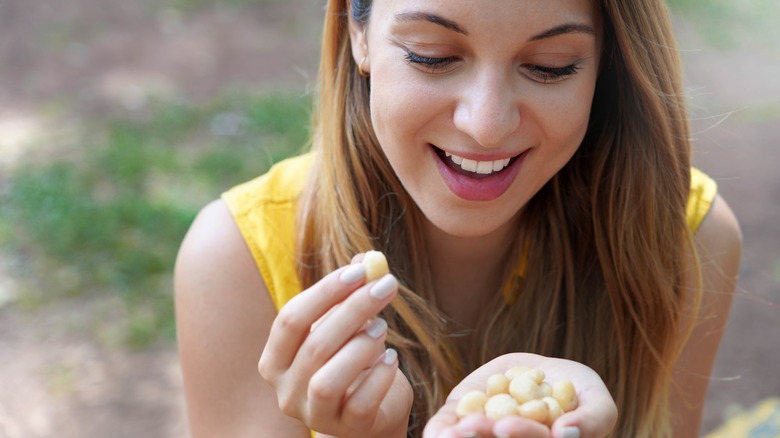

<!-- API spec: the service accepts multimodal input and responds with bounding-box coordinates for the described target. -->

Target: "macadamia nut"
[362,250,389,282]
[517,399,549,423]
[455,366,580,429]
[456,390,488,418]
[509,376,543,404]
[552,379,578,412]
[486,373,510,396]
[542,396,565,425]
[484,394,519,420]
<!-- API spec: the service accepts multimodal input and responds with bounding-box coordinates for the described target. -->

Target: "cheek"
[534,81,596,151]
[369,68,442,158]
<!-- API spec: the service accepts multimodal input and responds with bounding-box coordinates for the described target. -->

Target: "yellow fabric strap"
[687,167,718,233]
[221,153,312,310]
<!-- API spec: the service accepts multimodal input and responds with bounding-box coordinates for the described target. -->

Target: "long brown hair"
[297,0,699,436]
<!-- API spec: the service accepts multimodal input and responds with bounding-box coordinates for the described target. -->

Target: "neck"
[423,215,520,330]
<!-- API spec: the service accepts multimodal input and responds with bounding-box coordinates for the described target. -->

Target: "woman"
[174,0,742,437]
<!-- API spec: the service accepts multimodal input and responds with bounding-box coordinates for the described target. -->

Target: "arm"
[671,194,742,437]
[174,199,310,437]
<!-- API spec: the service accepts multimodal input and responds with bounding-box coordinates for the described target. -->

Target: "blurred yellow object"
[705,397,780,438]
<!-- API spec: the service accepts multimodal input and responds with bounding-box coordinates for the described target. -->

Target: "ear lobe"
[348,15,369,70]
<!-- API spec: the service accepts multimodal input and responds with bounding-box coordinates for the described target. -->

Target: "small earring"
[358,56,370,78]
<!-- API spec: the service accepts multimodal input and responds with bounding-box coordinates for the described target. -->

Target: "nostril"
[453,101,520,149]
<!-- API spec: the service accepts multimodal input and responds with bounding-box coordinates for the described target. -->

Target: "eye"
[523,64,581,83]
[404,50,458,73]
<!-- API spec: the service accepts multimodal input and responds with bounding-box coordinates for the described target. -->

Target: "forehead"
[369,0,601,37]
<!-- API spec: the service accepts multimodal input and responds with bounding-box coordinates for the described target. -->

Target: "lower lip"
[432,146,526,202]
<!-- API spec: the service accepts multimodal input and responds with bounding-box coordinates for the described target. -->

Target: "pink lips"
[432,146,526,201]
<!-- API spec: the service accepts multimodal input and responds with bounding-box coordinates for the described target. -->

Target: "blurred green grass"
[1,92,310,348]
[666,0,780,48]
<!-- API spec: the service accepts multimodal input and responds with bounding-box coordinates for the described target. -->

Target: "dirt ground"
[0,1,778,437]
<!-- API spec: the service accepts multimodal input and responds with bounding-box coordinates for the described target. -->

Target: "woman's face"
[351,0,602,238]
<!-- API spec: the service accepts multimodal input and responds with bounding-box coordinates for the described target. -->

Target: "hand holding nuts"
[455,367,579,426]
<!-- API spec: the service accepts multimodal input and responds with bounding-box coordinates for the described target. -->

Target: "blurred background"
[0,0,777,436]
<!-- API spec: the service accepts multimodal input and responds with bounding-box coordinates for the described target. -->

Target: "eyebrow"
[394,11,595,42]
[528,23,596,41]
[394,11,469,36]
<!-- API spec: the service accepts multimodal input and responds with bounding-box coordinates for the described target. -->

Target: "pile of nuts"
[456,366,579,426]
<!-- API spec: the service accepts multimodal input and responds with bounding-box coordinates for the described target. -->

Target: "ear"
[347,9,369,74]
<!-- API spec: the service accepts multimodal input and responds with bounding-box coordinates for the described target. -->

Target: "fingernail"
[369,274,397,300]
[455,427,478,438]
[339,263,365,283]
[382,348,397,365]
[558,426,580,438]
[365,317,387,339]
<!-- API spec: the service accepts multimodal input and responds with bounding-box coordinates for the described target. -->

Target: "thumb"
[551,388,617,438]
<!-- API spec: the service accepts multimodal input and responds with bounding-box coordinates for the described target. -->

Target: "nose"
[453,68,521,149]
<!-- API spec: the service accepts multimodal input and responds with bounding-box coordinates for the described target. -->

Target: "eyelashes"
[524,64,581,82]
[403,50,457,73]
[403,49,581,82]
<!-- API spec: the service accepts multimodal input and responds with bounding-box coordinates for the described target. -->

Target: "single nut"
[517,399,549,423]
[485,373,510,396]
[542,396,565,425]
[456,390,488,418]
[484,394,519,420]
[522,368,546,385]
[362,250,389,282]
[552,379,579,412]
[540,382,553,398]
[509,375,543,404]
[505,365,533,380]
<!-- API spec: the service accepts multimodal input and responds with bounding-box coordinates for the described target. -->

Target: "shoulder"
[669,194,741,435]
[175,199,267,297]
[694,193,742,277]
[174,198,276,355]
[174,200,308,434]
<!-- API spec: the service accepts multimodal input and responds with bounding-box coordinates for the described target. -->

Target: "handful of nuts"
[455,366,579,426]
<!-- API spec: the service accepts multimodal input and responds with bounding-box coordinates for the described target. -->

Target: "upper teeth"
[445,152,511,175]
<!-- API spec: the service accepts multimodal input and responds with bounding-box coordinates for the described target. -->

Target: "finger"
[259,263,366,376]
[492,415,550,438]
[551,387,617,438]
[297,274,397,375]
[423,401,495,438]
[307,319,388,422]
[341,348,399,428]
[351,252,365,264]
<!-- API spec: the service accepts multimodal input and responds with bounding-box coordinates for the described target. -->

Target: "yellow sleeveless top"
[222,153,717,312]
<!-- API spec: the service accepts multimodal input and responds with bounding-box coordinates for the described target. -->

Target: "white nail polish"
[369,274,397,300]
[339,263,365,283]
[365,317,387,339]
[382,348,397,365]
[559,426,580,438]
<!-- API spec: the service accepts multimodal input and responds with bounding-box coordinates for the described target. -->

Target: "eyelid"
[403,49,459,72]
[522,63,581,83]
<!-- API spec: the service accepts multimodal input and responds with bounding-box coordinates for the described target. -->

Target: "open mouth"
[431,145,522,179]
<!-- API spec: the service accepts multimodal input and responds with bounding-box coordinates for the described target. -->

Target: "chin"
[422,207,519,239]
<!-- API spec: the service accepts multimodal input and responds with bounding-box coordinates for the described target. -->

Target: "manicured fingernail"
[558,426,580,438]
[365,317,387,339]
[382,348,397,365]
[339,263,365,283]
[455,426,478,438]
[369,274,397,300]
